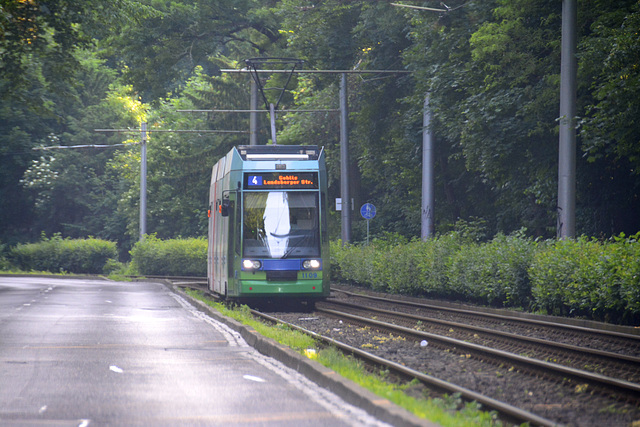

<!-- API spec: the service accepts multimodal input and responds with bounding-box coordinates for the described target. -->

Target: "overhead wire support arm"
[244,57,305,112]
[243,57,306,145]
[220,69,411,74]
[94,128,249,134]
[176,109,340,113]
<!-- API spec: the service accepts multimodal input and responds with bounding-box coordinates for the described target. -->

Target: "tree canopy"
[1,0,639,253]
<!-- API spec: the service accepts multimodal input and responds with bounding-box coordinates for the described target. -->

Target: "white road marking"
[109,365,123,373]
[243,374,266,382]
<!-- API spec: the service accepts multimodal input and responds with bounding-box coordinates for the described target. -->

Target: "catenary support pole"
[269,103,277,145]
[340,73,351,244]
[557,0,577,238]
[140,122,147,240]
[422,95,435,240]
[250,79,258,145]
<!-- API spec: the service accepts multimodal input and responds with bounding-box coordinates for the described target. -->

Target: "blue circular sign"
[360,203,376,219]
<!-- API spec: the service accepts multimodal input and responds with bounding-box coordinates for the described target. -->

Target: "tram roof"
[236,145,320,161]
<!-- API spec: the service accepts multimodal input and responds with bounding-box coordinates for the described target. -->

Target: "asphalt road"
[0,277,389,426]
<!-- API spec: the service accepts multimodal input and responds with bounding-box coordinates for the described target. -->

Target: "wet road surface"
[0,277,388,426]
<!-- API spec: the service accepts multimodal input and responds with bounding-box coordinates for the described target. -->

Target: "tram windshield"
[243,191,320,258]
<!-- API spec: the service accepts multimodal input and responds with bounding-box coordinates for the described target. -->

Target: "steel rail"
[325,299,640,366]
[250,309,558,427]
[332,288,640,341]
[317,307,640,402]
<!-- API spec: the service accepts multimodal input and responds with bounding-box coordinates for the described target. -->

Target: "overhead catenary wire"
[33,143,136,150]
[390,3,448,12]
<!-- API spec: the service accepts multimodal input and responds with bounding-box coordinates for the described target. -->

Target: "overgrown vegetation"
[332,232,640,325]
[187,290,507,427]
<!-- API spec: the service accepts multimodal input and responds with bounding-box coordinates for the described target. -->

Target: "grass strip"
[186,290,517,427]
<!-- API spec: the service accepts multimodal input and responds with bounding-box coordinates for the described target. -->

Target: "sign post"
[360,203,376,245]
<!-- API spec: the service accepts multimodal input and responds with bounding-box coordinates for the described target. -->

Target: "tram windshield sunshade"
[264,192,290,258]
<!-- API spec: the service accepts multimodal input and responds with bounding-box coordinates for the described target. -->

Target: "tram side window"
[243,192,320,258]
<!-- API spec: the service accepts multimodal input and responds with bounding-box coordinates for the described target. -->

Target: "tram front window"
[243,192,320,258]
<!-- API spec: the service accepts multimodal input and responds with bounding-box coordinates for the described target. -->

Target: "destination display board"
[244,172,318,189]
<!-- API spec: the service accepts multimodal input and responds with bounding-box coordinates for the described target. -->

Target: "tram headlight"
[242,259,262,270]
[302,259,321,270]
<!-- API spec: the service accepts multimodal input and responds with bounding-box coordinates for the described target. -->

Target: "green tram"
[207,145,330,304]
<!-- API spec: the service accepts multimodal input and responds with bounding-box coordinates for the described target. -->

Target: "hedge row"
[530,235,640,322]
[331,232,640,324]
[9,235,117,274]
[129,235,207,277]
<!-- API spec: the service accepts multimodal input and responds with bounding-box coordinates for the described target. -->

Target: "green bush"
[0,240,11,271]
[615,233,640,320]
[331,231,640,324]
[370,238,420,294]
[414,233,462,298]
[9,235,117,274]
[130,235,206,276]
[330,240,377,287]
[530,233,640,322]
[449,233,537,307]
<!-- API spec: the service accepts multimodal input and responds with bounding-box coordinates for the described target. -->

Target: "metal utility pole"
[250,80,259,145]
[422,95,435,240]
[139,122,148,240]
[94,125,243,241]
[340,73,351,244]
[557,0,577,238]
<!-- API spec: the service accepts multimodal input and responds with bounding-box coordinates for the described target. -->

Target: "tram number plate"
[301,272,318,279]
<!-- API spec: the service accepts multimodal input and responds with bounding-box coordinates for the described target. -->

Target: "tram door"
[212,158,228,296]
[213,208,228,295]
[207,163,218,292]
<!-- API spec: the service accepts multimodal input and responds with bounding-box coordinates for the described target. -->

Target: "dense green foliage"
[331,232,640,324]
[8,235,117,274]
[530,234,640,323]
[1,0,639,252]
[129,235,206,276]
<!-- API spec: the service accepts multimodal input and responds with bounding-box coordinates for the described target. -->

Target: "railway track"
[321,297,640,385]
[250,308,559,427]
[331,287,640,358]
[261,289,640,426]
[315,301,640,399]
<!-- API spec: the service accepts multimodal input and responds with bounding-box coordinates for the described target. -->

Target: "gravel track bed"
[332,286,640,359]
[260,287,640,426]
[320,300,640,384]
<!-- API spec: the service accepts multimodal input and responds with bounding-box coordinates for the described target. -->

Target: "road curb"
[171,284,437,427]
